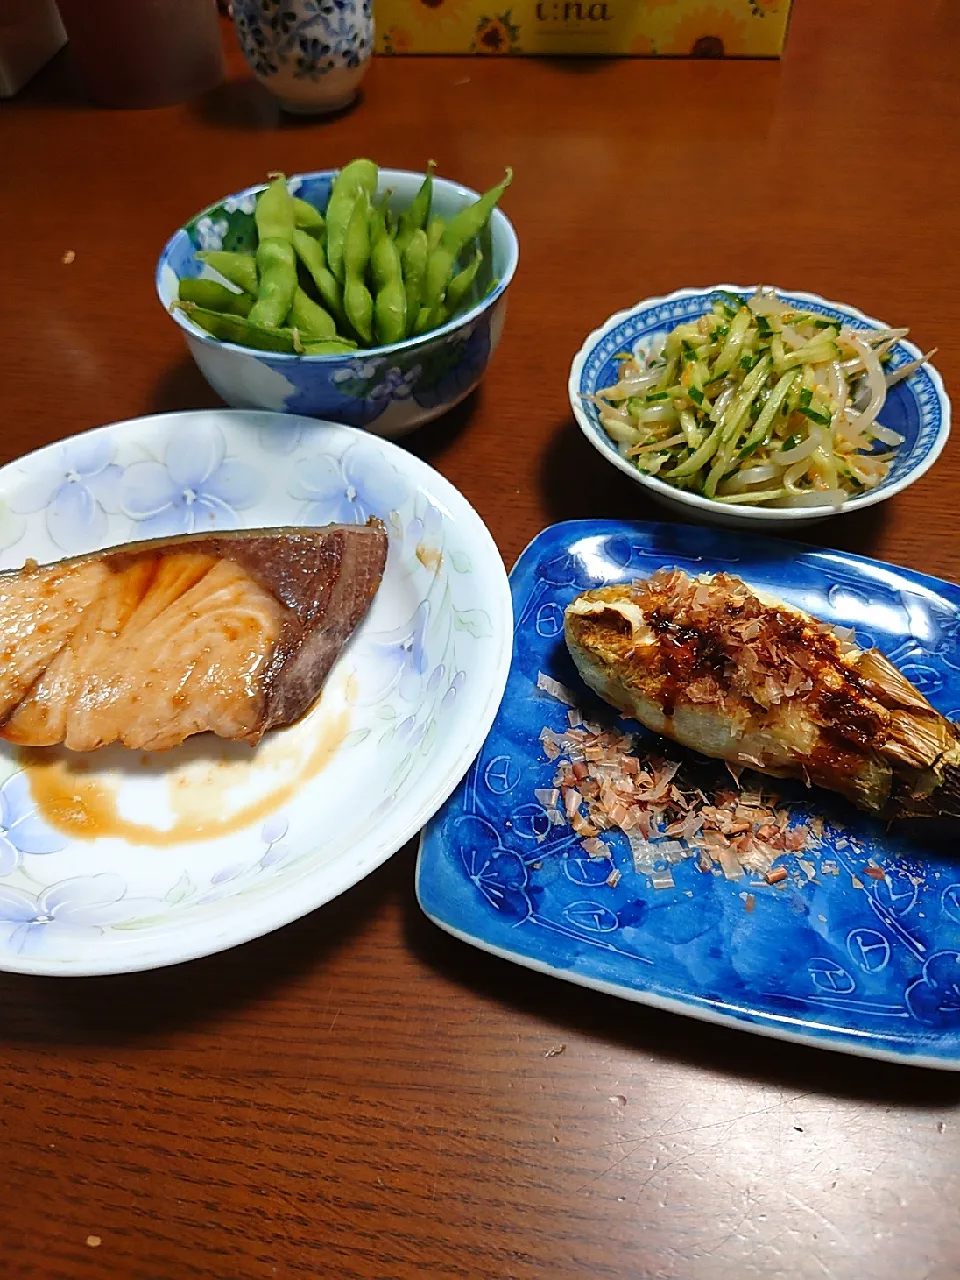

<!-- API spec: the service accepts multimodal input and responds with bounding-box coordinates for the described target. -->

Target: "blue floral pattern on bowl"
[0,410,513,975]
[569,285,951,527]
[418,518,960,1069]
[156,169,519,439]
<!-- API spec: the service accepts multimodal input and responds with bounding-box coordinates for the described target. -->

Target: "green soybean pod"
[196,250,258,295]
[291,229,344,326]
[423,244,456,316]
[375,279,406,346]
[292,196,325,235]
[255,172,296,243]
[368,190,392,248]
[426,216,445,253]
[288,287,337,341]
[395,161,435,253]
[249,237,298,329]
[342,194,373,344]
[302,338,360,355]
[177,302,301,353]
[370,233,399,295]
[444,249,483,317]
[371,235,406,345]
[178,278,254,317]
[441,167,512,258]
[326,158,378,284]
[412,304,440,336]
[401,230,428,337]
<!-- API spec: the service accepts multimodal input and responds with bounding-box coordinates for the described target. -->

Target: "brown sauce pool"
[18,707,350,846]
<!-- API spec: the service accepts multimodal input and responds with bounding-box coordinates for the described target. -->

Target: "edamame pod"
[370,233,399,294]
[302,338,359,355]
[445,248,483,316]
[342,194,373,344]
[249,237,298,329]
[196,250,258,295]
[371,234,406,345]
[368,191,392,248]
[325,158,378,283]
[412,304,441,336]
[292,196,325,235]
[423,244,456,315]
[292,229,345,326]
[401,230,428,338]
[395,161,435,253]
[255,173,296,242]
[288,287,337,341]
[178,278,254,317]
[426,216,445,253]
[176,302,302,353]
[441,167,512,258]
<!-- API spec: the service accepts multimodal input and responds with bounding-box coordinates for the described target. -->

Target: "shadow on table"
[151,354,222,415]
[188,77,365,133]
[402,892,960,1108]
[401,387,482,467]
[10,48,87,111]
[539,413,889,556]
[0,845,410,1046]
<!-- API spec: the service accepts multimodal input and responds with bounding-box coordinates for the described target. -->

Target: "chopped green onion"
[798,405,833,426]
[716,290,745,313]
[595,290,907,510]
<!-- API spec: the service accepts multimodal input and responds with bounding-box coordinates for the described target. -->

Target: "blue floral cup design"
[157,169,519,439]
[233,0,373,114]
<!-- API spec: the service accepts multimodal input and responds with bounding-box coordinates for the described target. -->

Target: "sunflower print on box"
[373,0,791,56]
[471,10,521,53]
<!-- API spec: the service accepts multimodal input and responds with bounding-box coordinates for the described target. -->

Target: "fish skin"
[564,570,960,824]
[0,522,387,753]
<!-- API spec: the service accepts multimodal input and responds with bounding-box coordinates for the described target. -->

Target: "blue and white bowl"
[569,285,950,528]
[156,169,519,439]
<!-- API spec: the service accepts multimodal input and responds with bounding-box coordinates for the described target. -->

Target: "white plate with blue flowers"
[0,410,512,976]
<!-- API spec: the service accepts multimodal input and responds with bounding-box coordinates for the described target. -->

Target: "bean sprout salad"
[590,288,933,508]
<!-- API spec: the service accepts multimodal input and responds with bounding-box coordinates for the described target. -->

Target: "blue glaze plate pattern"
[417,519,960,1069]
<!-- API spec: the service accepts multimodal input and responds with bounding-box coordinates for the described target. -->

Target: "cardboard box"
[376,0,792,57]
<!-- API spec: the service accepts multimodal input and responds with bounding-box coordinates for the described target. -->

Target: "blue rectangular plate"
[416,520,960,1069]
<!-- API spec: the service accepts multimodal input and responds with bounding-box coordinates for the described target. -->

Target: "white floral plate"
[0,411,512,976]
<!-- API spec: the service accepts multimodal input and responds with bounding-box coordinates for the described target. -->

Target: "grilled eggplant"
[564,568,960,822]
[0,521,387,752]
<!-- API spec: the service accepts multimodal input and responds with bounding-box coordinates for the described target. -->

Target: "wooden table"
[2,2,959,1276]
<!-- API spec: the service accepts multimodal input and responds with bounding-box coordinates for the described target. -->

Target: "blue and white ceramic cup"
[233,0,373,114]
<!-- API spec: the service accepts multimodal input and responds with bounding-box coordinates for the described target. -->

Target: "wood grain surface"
[1,3,959,1277]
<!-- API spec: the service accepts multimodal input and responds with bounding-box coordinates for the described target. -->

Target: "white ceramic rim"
[0,411,515,976]
[156,168,520,363]
[568,283,952,522]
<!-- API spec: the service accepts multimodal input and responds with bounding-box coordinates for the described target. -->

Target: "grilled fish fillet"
[0,522,387,752]
[564,568,960,822]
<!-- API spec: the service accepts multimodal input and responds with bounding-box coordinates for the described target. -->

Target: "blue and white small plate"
[0,411,512,976]
[417,519,960,1070]
[569,285,950,529]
